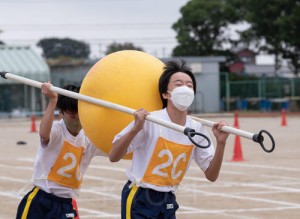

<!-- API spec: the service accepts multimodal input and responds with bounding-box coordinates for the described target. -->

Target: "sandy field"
[0,113,299,219]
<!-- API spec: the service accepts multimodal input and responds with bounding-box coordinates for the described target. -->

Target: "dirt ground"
[0,113,299,219]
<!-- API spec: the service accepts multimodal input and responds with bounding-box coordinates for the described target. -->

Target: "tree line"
[173,0,300,75]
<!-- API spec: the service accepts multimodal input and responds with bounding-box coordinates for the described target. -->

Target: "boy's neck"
[67,127,79,136]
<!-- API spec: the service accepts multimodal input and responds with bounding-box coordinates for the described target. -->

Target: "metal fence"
[220,73,300,112]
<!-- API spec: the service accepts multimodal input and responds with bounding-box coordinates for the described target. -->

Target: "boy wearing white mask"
[109,60,229,219]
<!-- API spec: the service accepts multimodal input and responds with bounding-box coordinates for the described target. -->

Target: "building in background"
[0,45,50,116]
[229,48,293,77]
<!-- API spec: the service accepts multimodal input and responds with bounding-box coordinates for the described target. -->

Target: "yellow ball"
[78,50,164,159]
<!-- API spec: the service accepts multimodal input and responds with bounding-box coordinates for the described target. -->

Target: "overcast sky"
[0,0,190,58]
[0,0,274,63]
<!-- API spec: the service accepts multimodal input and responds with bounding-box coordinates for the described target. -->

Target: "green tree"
[240,0,300,75]
[279,0,300,75]
[105,42,143,55]
[240,0,287,75]
[172,0,241,56]
[37,38,90,66]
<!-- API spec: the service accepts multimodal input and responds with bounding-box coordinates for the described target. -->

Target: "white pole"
[1,72,186,134]
[190,116,253,140]
[0,72,275,152]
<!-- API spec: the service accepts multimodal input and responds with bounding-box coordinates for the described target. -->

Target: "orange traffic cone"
[72,199,79,219]
[281,109,287,126]
[30,115,37,132]
[231,135,244,161]
[231,111,244,161]
[233,111,239,128]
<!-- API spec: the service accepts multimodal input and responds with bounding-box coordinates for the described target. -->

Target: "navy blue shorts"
[121,181,179,219]
[16,187,78,219]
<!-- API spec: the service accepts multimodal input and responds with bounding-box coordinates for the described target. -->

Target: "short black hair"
[158,59,196,108]
[57,84,80,114]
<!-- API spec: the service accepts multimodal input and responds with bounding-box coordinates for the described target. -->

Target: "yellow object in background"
[78,50,164,159]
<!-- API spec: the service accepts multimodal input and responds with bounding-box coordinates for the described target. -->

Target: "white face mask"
[168,86,194,111]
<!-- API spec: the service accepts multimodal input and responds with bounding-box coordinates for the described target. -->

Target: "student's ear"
[162,92,169,99]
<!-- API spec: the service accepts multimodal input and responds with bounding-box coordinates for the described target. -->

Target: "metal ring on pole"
[184,128,211,148]
[252,130,275,153]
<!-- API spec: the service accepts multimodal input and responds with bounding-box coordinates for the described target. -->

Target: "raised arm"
[39,82,58,145]
[109,108,148,162]
[204,121,230,182]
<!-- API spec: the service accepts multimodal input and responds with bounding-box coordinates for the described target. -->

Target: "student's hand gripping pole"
[0,72,210,149]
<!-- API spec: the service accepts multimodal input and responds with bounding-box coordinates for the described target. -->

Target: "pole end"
[252,130,275,153]
[184,127,195,136]
[0,71,8,79]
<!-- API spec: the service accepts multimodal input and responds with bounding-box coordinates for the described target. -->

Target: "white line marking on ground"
[0,191,19,199]
[178,205,300,214]
[89,164,126,172]
[182,187,300,207]
[80,189,121,200]
[222,162,299,172]
[221,169,300,181]
[0,163,32,170]
[0,176,28,183]
[182,176,300,193]
[84,175,124,184]
[16,158,35,162]
[75,207,119,218]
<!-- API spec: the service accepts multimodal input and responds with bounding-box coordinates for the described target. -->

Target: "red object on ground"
[233,111,239,128]
[281,109,287,126]
[231,135,244,161]
[231,111,244,161]
[30,115,37,132]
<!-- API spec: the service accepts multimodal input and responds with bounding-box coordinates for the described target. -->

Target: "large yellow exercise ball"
[78,50,164,159]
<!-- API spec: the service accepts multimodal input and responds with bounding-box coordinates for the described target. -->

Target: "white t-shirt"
[113,108,215,192]
[32,119,106,198]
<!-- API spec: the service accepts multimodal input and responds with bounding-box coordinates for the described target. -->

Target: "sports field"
[0,113,299,219]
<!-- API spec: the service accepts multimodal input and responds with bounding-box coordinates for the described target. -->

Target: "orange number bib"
[48,141,84,189]
[141,137,194,187]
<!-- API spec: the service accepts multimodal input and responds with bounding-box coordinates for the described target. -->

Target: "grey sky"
[0,0,273,63]
[0,0,189,58]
